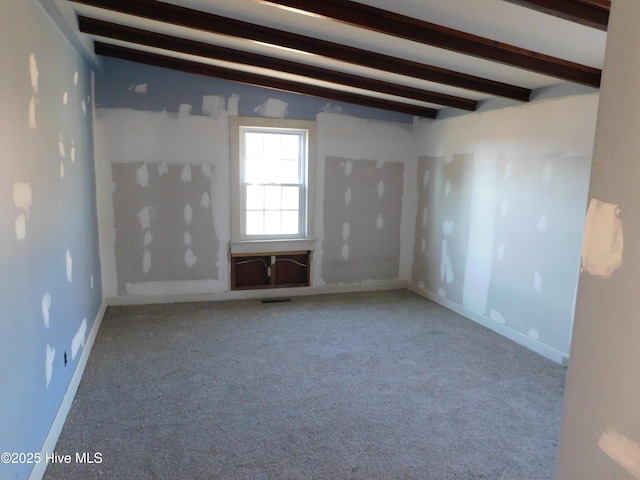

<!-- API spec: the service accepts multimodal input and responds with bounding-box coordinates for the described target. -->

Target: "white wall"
[557,0,640,477]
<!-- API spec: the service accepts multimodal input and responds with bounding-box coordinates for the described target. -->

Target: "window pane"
[246,211,264,235]
[277,159,299,183]
[264,211,281,234]
[244,132,264,159]
[281,186,300,210]
[264,186,281,210]
[280,134,300,160]
[281,210,300,234]
[246,185,264,210]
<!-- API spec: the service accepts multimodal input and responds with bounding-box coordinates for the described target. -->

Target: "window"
[230,117,316,244]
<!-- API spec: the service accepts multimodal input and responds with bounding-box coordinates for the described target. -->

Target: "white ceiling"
[44,0,608,117]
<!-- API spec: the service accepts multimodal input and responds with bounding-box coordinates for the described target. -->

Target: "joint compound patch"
[254,98,288,118]
[582,199,623,278]
[599,429,640,479]
[71,318,87,360]
[45,345,56,388]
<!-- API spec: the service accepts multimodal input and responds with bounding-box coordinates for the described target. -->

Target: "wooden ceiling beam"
[79,16,477,111]
[267,0,602,87]
[70,0,531,102]
[503,0,610,30]
[93,42,439,118]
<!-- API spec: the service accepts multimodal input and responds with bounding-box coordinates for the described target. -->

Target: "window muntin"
[239,127,307,239]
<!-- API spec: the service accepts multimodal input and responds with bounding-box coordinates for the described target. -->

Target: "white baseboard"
[106,280,407,306]
[406,282,569,366]
[29,301,107,480]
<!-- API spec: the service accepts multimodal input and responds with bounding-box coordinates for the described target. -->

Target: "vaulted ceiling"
[41,0,609,118]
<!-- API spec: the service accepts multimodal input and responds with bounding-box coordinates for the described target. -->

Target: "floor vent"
[261,298,292,304]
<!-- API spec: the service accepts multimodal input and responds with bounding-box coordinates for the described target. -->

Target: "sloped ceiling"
[42,0,609,118]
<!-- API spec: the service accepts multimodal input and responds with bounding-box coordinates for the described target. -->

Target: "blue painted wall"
[0,2,102,479]
[95,57,414,124]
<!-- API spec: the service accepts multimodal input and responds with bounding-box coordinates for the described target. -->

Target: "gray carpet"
[44,290,566,479]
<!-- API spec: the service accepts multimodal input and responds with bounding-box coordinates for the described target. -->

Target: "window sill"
[230,238,317,255]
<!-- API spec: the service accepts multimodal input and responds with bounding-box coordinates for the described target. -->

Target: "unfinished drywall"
[315,113,415,286]
[111,162,218,294]
[412,93,597,362]
[322,157,404,283]
[557,1,640,478]
[94,60,415,298]
[0,2,102,479]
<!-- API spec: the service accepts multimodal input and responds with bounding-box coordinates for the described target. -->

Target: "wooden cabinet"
[231,251,311,290]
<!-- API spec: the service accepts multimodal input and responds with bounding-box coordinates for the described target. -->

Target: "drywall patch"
[421,237,426,253]
[438,287,446,296]
[138,207,151,230]
[533,271,543,293]
[201,164,213,179]
[443,220,454,236]
[13,182,32,218]
[70,139,76,163]
[537,214,548,232]
[440,238,454,284]
[599,428,640,479]
[28,54,38,130]
[320,102,344,114]
[183,231,192,246]
[422,206,428,228]
[376,214,385,229]
[129,83,148,94]
[60,161,64,179]
[13,189,30,233]
[185,248,198,268]
[227,94,239,116]
[582,198,624,278]
[345,188,352,206]
[29,54,39,94]
[184,204,193,225]
[178,103,192,119]
[90,274,94,290]
[489,310,506,325]
[66,250,73,283]
[71,318,87,360]
[528,329,539,340]
[58,134,65,158]
[81,99,87,116]
[15,215,26,241]
[254,98,288,118]
[143,249,151,274]
[42,293,52,328]
[341,243,350,261]
[136,163,149,187]
[200,192,210,209]
[377,181,385,199]
[344,160,353,176]
[45,345,55,388]
[181,164,192,183]
[143,231,153,247]
[73,71,78,86]
[342,222,350,241]
[158,163,169,176]
[202,95,226,117]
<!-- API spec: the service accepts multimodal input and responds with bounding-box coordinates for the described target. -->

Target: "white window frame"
[230,116,316,251]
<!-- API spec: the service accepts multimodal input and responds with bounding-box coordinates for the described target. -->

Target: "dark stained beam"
[93,42,439,118]
[79,16,477,111]
[503,0,609,30]
[71,0,531,101]
[266,0,602,87]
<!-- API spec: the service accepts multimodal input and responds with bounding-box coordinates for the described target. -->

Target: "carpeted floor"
[44,290,566,479]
